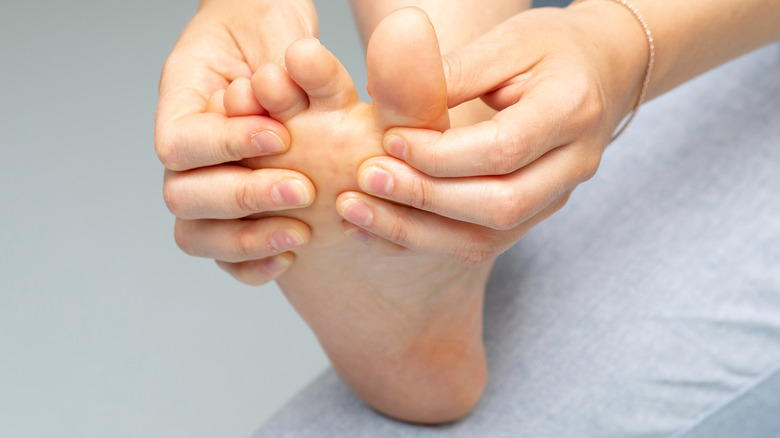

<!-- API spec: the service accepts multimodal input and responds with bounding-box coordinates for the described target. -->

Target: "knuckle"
[408,175,435,211]
[424,148,447,177]
[162,180,184,217]
[222,130,245,162]
[442,54,464,103]
[554,191,573,211]
[173,220,197,256]
[233,226,261,261]
[581,153,602,181]
[572,148,602,183]
[487,187,522,230]
[386,217,411,247]
[577,76,607,129]
[154,132,182,170]
[491,130,525,175]
[234,179,261,214]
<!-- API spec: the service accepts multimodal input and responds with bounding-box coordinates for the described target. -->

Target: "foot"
[227,8,492,423]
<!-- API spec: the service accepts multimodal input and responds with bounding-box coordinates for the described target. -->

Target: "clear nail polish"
[384,135,406,159]
[270,230,304,252]
[272,179,310,206]
[251,131,286,154]
[361,166,394,195]
[339,199,373,227]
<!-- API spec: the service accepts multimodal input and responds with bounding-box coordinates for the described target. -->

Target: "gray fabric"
[253,43,780,437]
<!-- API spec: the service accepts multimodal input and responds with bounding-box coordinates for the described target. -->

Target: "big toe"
[367,7,449,132]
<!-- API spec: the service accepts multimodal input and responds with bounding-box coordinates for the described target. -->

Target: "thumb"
[442,18,538,108]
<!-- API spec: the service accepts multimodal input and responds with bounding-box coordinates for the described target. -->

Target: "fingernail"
[262,254,291,272]
[270,229,304,252]
[338,199,374,227]
[384,135,406,159]
[273,179,310,206]
[345,227,372,243]
[252,130,286,154]
[360,166,393,195]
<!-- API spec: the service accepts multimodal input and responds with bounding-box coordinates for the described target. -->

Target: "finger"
[175,217,310,263]
[163,165,315,220]
[337,189,571,266]
[155,110,292,172]
[224,77,268,117]
[337,192,506,266]
[156,44,290,171]
[157,40,250,127]
[341,221,410,257]
[385,80,589,177]
[216,253,295,287]
[357,145,597,230]
[441,14,542,108]
[206,89,227,114]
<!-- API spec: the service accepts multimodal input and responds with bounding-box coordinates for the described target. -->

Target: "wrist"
[566,0,650,127]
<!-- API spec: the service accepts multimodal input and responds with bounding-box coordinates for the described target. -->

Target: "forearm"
[574,0,780,101]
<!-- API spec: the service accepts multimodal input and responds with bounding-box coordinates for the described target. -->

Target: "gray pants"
[253,43,780,438]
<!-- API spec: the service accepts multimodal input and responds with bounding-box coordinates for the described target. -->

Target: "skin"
[340,0,780,262]
[155,0,318,285]
[156,0,780,424]
[158,1,780,275]
[221,9,493,423]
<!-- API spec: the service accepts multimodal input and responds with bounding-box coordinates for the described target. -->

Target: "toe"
[224,77,267,117]
[367,7,450,131]
[205,89,226,114]
[251,62,309,122]
[284,37,359,111]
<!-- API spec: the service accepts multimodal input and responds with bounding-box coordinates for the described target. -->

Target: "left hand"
[336,3,648,265]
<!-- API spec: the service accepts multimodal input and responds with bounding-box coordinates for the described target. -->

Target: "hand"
[155,0,319,285]
[338,3,648,265]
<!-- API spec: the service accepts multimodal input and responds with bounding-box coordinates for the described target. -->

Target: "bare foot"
[225,8,492,423]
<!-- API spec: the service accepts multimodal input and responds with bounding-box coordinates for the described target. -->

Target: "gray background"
[0,1,567,437]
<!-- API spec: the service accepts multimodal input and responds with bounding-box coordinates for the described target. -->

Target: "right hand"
[339,3,646,266]
[155,0,318,286]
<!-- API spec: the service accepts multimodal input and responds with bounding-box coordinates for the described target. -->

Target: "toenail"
[345,227,372,243]
[360,166,394,195]
[272,179,310,206]
[252,130,286,154]
[384,135,407,160]
[338,199,374,227]
[270,229,305,252]
[262,254,291,272]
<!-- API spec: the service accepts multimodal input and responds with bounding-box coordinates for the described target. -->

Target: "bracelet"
[573,0,655,143]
